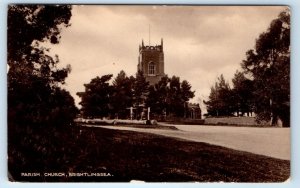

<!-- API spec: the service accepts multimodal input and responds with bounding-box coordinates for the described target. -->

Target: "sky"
[46,5,287,112]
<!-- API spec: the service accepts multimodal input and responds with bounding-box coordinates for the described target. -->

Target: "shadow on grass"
[8,125,290,182]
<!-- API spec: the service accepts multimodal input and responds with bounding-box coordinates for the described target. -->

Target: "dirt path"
[83,124,290,160]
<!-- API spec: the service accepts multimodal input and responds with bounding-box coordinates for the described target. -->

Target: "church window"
[148,62,155,75]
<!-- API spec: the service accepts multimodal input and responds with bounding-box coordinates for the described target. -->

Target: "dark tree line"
[204,9,290,127]
[147,75,195,119]
[77,70,148,119]
[77,71,195,120]
[7,5,80,180]
[204,73,254,117]
[8,5,77,127]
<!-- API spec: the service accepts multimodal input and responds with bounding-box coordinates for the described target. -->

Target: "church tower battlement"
[137,38,165,85]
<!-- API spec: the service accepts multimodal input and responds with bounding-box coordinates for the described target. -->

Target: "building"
[136,38,201,120]
[186,103,202,119]
[137,39,165,85]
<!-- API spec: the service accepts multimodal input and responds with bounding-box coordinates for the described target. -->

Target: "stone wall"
[204,117,271,126]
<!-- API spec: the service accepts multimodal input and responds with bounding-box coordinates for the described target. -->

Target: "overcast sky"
[47,5,286,112]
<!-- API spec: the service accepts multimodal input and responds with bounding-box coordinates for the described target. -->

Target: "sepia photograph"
[7,5,290,182]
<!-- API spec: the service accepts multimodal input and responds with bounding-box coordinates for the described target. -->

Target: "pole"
[149,24,151,46]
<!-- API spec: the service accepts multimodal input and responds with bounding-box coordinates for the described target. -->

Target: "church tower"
[137,38,165,85]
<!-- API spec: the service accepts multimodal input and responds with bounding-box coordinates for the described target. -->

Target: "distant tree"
[77,75,113,118]
[168,76,183,116]
[78,72,196,120]
[156,76,170,111]
[217,74,234,116]
[133,70,149,118]
[147,75,195,118]
[181,80,195,117]
[111,70,134,119]
[147,85,160,115]
[204,84,219,116]
[241,9,290,126]
[204,74,233,116]
[231,70,254,116]
[181,80,195,102]
[146,76,169,117]
[133,70,149,106]
[7,5,75,126]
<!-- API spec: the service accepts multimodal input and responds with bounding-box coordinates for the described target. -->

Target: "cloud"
[46,5,287,112]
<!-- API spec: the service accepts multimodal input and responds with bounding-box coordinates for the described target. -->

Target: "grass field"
[8,125,290,182]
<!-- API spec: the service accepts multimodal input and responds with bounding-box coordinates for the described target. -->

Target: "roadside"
[9,126,290,182]
[84,124,290,160]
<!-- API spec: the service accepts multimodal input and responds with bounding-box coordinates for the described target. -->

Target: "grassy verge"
[8,125,290,182]
[83,123,179,130]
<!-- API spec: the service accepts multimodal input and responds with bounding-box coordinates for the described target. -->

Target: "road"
[83,124,290,160]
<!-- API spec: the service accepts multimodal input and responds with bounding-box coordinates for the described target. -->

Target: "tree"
[181,80,195,117]
[204,84,219,116]
[241,9,290,127]
[8,5,72,62]
[7,5,77,180]
[7,5,75,126]
[204,74,233,116]
[168,76,183,116]
[77,71,196,120]
[48,88,79,126]
[147,85,161,115]
[133,70,149,118]
[146,75,195,118]
[181,80,195,102]
[133,70,149,106]
[231,70,254,116]
[77,75,113,118]
[146,76,169,118]
[110,70,134,118]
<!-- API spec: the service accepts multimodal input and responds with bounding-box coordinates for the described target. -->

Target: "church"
[136,39,201,119]
[137,38,165,85]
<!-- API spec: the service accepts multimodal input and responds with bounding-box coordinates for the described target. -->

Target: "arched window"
[148,62,155,75]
